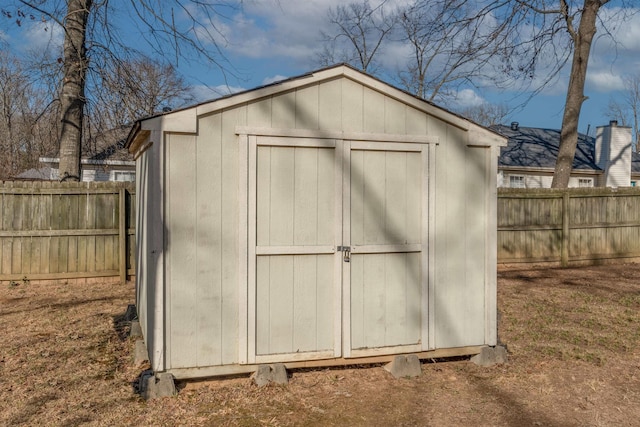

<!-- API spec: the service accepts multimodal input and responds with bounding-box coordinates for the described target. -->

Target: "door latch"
[337,246,351,262]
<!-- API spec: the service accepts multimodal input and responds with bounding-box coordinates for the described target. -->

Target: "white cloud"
[22,20,63,54]
[449,89,486,109]
[595,7,640,54]
[262,74,288,85]
[587,70,626,92]
[190,84,246,102]
[588,6,640,87]
[218,0,409,65]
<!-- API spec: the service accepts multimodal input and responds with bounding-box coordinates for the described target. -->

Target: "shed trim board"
[486,146,499,345]
[129,64,505,377]
[236,127,440,145]
[167,345,486,380]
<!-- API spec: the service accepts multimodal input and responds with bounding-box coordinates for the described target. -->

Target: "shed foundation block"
[471,345,508,367]
[124,304,138,321]
[129,320,142,338]
[384,354,422,378]
[139,371,176,400]
[252,363,289,387]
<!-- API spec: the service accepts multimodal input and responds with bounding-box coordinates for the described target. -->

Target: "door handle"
[337,246,351,262]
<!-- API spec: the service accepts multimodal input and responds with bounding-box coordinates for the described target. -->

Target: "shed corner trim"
[128,128,151,157]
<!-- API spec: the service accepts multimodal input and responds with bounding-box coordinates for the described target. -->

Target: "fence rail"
[498,187,640,265]
[0,181,135,282]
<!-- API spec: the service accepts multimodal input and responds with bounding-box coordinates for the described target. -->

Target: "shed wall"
[433,128,489,349]
[161,76,495,370]
[135,130,165,371]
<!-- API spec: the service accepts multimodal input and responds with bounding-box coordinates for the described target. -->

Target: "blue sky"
[3,0,639,136]
[179,0,640,135]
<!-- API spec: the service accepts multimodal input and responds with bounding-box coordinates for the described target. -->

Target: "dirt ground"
[1,264,639,426]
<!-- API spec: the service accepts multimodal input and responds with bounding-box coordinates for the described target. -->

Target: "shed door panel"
[247,137,429,363]
[253,143,339,361]
[345,143,427,357]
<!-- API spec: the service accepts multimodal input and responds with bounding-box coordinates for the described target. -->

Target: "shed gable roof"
[127,64,505,152]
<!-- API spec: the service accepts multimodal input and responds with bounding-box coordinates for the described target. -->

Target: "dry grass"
[1,264,640,426]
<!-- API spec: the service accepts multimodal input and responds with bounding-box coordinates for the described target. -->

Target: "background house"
[495,121,639,188]
[38,126,135,182]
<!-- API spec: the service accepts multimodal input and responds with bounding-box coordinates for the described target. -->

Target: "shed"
[126,64,507,379]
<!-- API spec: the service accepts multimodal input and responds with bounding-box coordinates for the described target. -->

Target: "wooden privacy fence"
[498,187,640,265]
[3,183,640,280]
[0,181,135,282]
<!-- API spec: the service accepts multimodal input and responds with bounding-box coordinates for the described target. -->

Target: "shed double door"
[246,136,429,364]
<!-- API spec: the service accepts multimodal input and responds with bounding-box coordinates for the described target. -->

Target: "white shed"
[126,64,507,379]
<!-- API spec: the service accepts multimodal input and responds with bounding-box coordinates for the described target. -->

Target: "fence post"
[119,188,127,283]
[561,191,570,267]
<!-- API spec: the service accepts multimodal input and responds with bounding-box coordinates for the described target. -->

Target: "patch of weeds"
[540,345,564,360]
[8,276,30,288]
[579,318,600,329]
[572,349,605,366]
[618,294,640,307]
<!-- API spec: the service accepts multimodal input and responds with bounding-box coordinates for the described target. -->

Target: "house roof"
[492,124,600,171]
[13,167,53,180]
[43,125,134,164]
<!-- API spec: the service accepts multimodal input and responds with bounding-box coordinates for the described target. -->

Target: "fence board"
[0,181,135,282]
[498,187,640,265]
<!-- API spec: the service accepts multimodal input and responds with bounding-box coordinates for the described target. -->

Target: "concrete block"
[384,354,422,379]
[252,363,289,387]
[271,363,288,384]
[140,371,176,400]
[129,320,143,338]
[134,340,149,366]
[124,304,138,321]
[471,345,508,367]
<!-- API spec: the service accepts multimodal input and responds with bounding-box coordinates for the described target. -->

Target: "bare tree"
[605,75,640,151]
[317,0,397,73]
[0,51,58,179]
[4,0,235,181]
[398,1,508,102]
[458,102,510,127]
[90,56,194,132]
[56,0,91,181]
[397,0,620,188]
[550,0,611,188]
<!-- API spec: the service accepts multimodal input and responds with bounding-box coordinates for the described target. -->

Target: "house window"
[578,178,593,188]
[509,175,525,188]
[113,171,135,182]
[632,181,637,187]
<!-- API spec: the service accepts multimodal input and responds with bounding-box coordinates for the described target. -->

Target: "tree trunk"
[58,0,92,182]
[551,0,605,188]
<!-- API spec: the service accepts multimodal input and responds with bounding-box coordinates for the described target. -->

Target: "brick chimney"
[595,120,633,187]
